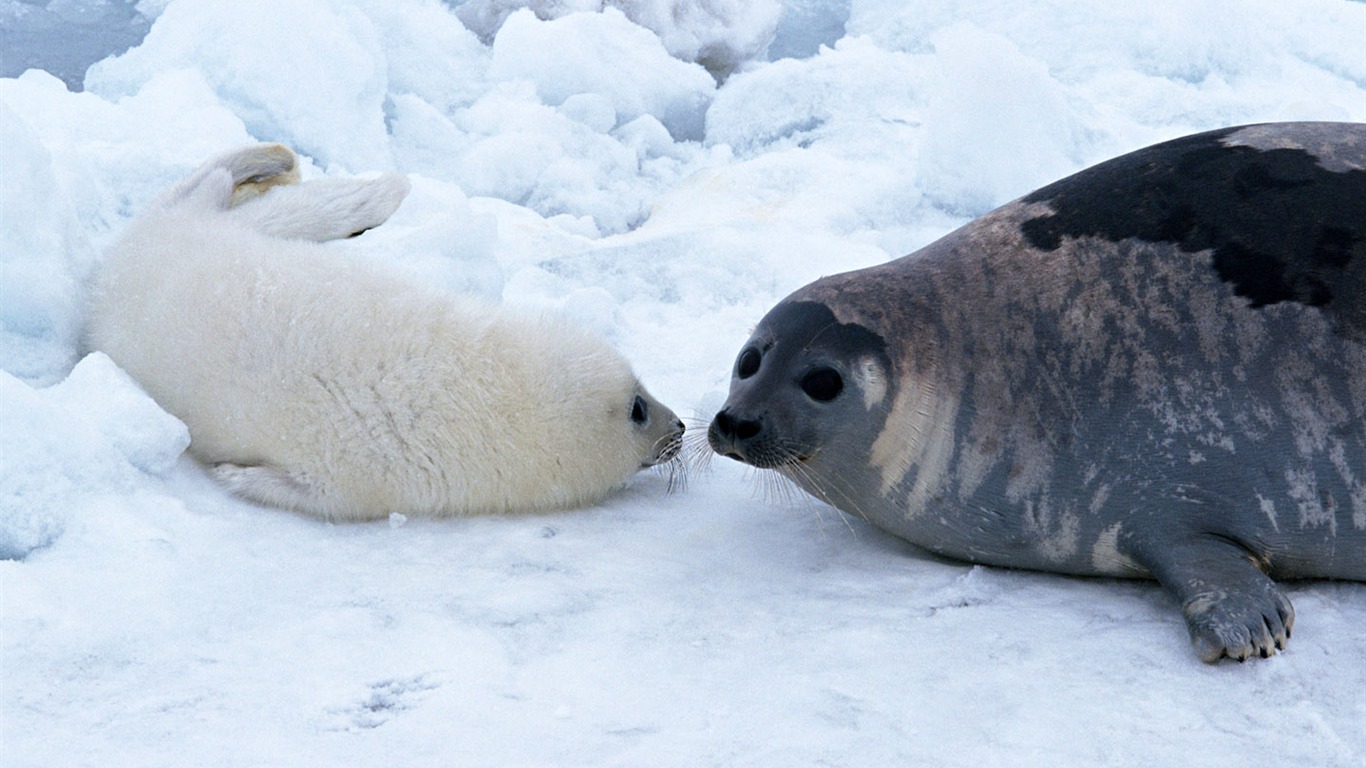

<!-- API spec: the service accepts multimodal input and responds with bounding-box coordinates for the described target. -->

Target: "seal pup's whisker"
[679,417,719,476]
[653,453,688,494]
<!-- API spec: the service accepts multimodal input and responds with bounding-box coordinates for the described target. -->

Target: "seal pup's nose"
[644,418,686,467]
[659,418,686,463]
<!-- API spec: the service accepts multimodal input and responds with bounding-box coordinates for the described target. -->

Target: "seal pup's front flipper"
[1122,527,1295,663]
[213,463,333,518]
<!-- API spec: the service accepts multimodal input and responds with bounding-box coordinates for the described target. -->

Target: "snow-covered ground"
[4,1,1366,765]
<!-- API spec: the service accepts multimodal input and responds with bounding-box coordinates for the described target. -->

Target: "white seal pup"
[90,144,684,521]
[709,122,1366,662]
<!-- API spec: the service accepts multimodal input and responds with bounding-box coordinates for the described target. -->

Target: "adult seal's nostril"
[732,417,761,441]
[708,121,1366,664]
[708,406,774,465]
[712,409,735,438]
[710,408,761,441]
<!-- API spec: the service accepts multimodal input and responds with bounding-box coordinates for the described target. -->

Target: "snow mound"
[86,0,393,170]
[917,22,1081,215]
[0,353,188,560]
[0,100,94,386]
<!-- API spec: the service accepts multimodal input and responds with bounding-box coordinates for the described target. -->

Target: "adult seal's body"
[709,122,1366,662]
[91,144,684,521]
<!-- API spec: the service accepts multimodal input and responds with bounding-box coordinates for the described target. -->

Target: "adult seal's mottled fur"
[708,122,1366,663]
[91,144,684,521]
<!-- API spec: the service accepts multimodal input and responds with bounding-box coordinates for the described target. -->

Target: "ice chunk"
[488,8,715,141]
[0,102,95,386]
[457,0,780,78]
[86,0,392,170]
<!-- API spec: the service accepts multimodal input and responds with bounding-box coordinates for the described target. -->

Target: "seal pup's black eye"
[801,367,843,402]
[736,348,761,379]
[631,395,648,424]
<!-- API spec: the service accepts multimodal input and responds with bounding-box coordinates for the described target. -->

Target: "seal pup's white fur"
[89,144,684,521]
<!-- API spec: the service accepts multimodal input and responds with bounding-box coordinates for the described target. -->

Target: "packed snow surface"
[4,1,1366,765]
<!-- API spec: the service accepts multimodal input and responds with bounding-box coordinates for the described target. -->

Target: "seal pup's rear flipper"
[154,143,300,213]
[148,143,408,241]
[226,173,411,242]
[224,144,301,205]
[1122,527,1295,663]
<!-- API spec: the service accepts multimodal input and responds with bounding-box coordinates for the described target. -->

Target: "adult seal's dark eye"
[631,395,648,424]
[800,367,843,402]
[736,347,761,379]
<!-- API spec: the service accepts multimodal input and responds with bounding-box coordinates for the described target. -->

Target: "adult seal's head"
[710,301,893,471]
[709,121,1366,663]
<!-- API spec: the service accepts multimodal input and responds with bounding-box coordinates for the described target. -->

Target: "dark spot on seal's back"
[1020,125,1366,315]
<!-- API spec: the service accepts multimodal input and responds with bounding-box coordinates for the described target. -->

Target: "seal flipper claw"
[1124,530,1295,663]
[1178,574,1294,663]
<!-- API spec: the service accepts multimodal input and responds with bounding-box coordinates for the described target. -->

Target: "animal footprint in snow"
[329,675,441,730]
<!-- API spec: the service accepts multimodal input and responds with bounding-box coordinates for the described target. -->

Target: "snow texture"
[3,0,1366,765]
